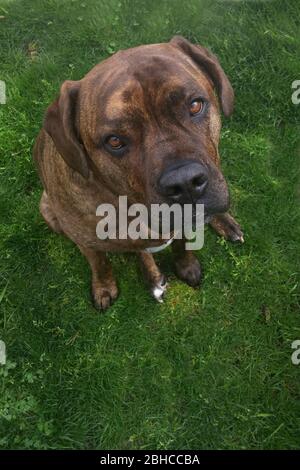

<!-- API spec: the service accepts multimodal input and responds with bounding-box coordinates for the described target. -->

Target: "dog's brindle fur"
[34,36,243,310]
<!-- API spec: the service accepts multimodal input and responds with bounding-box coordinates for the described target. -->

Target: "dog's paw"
[175,256,202,287]
[91,282,118,311]
[209,213,244,243]
[151,275,168,303]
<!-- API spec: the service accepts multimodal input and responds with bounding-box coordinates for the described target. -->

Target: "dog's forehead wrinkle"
[83,47,216,141]
[85,52,212,130]
[103,84,183,132]
[102,78,143,121]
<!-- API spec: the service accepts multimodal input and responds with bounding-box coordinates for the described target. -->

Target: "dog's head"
[44,36,233,220]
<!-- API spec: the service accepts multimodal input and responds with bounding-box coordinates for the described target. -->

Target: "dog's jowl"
[34,36,243,310]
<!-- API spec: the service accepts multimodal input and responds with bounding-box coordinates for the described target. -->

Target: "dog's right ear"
[44,80,89,178]
[170,36,234,117]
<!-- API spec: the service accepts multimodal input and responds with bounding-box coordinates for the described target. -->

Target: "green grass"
[0,0,300,450]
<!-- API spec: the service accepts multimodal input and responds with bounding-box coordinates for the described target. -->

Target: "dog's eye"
[106,135,124,150]
[189,99,204,116]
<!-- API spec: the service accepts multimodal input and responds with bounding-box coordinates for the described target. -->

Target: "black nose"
[158,161,208,204]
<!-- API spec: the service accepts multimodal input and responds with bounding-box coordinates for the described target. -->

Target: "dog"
[34,36,243,310]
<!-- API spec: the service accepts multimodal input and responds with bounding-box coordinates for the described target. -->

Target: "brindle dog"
[34,36,243,310]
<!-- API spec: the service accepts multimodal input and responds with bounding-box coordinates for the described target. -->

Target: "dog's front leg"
[209,213,244,243]
[139,252,167,303]
[78,246,118,311]
[172,239,202,287]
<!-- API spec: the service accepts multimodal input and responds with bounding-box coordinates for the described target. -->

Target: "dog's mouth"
[144,202,223,239]
[189,206,218,227]
[151,159,230,224]
[144,163,230,235]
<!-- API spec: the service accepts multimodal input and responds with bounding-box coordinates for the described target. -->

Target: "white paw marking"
[152,278,168,303]
[153,286,164,303]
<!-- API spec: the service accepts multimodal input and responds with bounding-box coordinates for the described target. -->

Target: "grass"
[0,0,300,450]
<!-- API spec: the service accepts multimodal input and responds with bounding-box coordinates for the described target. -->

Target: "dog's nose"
[158,161,208,203]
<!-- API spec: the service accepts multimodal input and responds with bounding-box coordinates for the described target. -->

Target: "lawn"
[0,0,300,450]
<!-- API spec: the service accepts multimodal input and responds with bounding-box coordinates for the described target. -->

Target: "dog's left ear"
[170,36,234,117]
[44,80,89,178]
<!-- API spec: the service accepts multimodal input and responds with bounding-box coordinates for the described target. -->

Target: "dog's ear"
[170,36,234,117]
[44,80,89,178]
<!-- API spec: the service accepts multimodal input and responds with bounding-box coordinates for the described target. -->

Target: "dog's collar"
[143,238,174,254]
